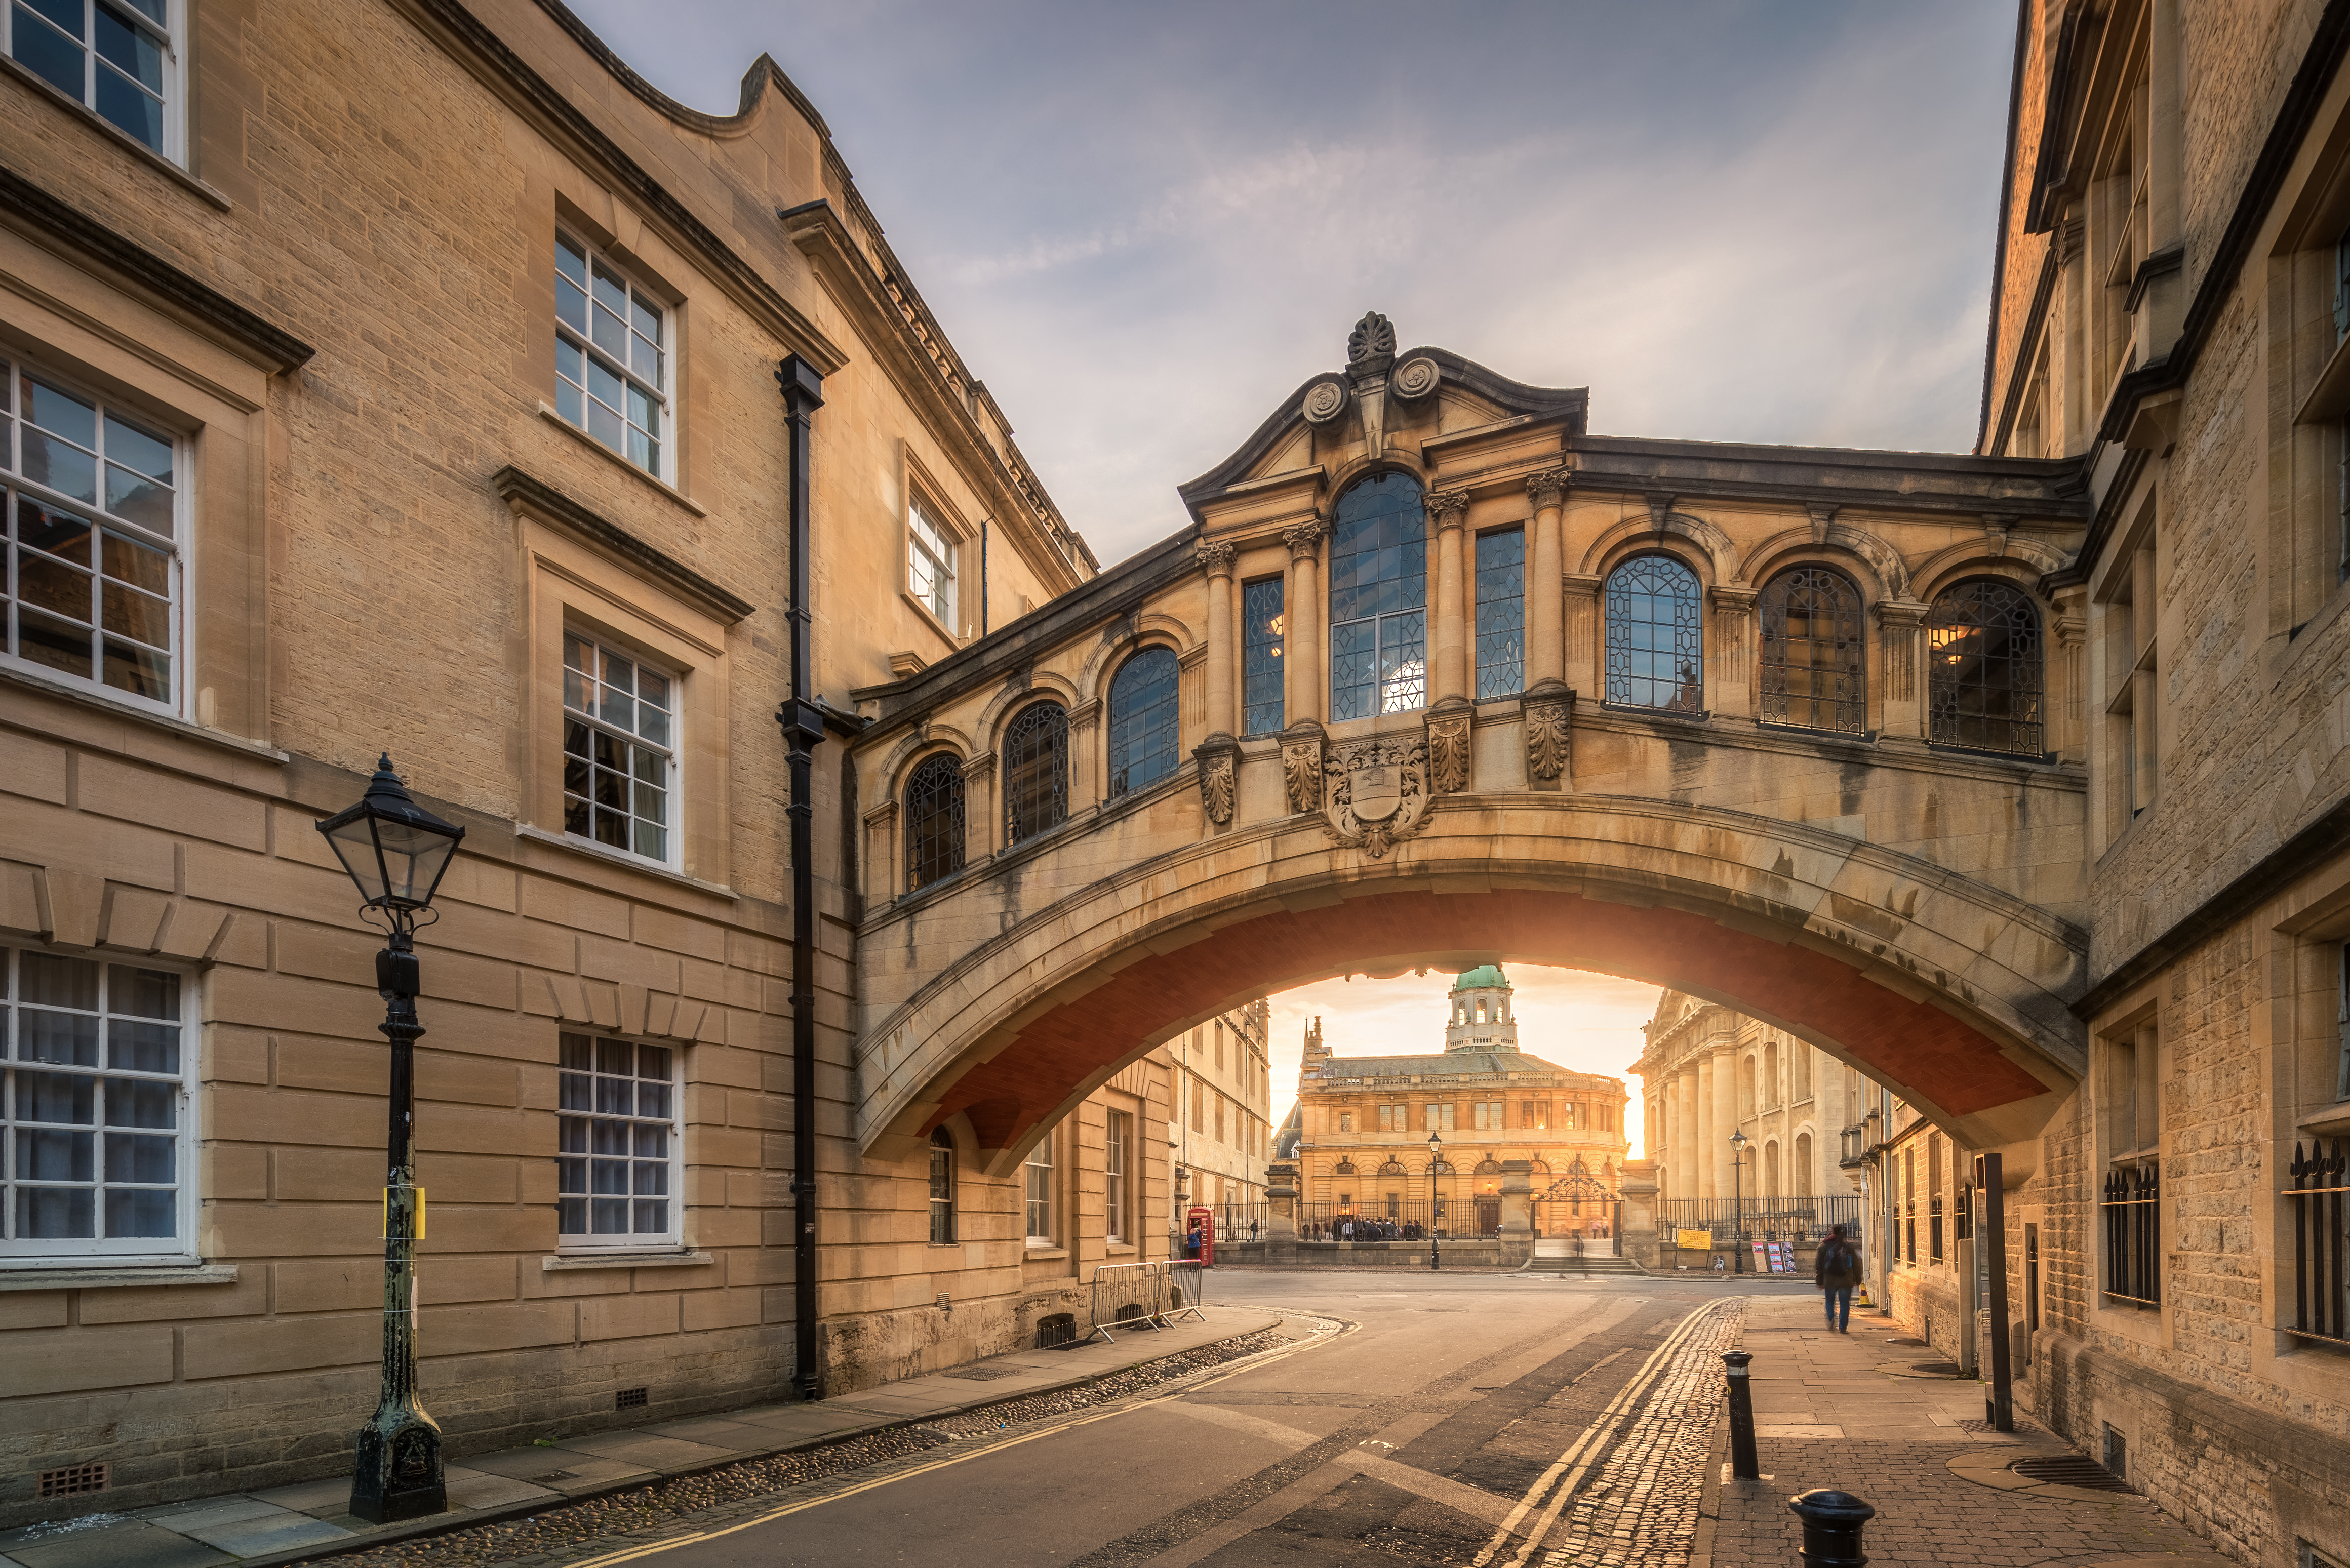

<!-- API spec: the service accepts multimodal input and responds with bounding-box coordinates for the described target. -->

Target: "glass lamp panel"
[322,816,390,906]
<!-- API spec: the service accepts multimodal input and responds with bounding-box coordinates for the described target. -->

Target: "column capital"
[1526,467,1571,510]
[1871,597,1929,630]
[1426,490,1470,532]
[1708,584,1758,614]
[960,751,997,782]
[1066,697,1103,732]
[1563,571,1603,600]
[1282,520,1327,559]
[1195,540,1238,577]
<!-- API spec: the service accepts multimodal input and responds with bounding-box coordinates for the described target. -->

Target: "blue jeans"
[1824,1285,1853,1330]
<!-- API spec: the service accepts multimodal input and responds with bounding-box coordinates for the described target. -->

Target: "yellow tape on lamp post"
[381,1187,426,1240]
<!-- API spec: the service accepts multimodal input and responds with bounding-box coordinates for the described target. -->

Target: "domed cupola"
[1446,964,1518,1053]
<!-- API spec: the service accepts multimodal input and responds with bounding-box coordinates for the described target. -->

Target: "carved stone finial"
[1347,311,1397,373]
[1526,468,1570,511]
[1196,541,1238,577]
[1425,491,1469,532]
[1282,520,1326,560]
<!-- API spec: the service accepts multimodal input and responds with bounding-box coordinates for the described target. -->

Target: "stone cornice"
[492,464,755,623]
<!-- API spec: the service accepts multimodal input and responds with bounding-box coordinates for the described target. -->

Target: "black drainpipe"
[774,354,826,1402]
[979,513,989,635]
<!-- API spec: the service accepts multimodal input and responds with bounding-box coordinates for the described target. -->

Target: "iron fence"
[1166,1259,1207,1323]
[1654,1196,1860,1243]
[2101,1162,2160,1306]
[1085,1258,1211,1344]
[1296,1199,1460,1238]
[2287,1137,2346,1345]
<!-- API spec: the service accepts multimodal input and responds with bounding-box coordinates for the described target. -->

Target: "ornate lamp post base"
[351,1405,446,1523]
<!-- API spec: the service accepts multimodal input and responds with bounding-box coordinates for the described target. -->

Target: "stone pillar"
[1563,572,1602,700]
[1499,1159,1533,1237]
[1198,543,1238,741]
[1428,491,1470,705]
[1068,698,1103,813]
[862,800,898,906]
[1875,598,1929,743]
[962,751,998,859]
[1283,521,1324,725]
[2053,584,2087,764]
[1709,585,1757,720]
[1619,1158,1658,1268]
[1694,1055,1717,1199]
[1526,469,1568,688]
[1711,1045,1739,1202]
[1265,1159,1298,1242]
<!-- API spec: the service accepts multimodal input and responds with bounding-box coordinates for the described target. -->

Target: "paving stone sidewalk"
[1697,1295,2234,1568]
[0,1305,1282,1568]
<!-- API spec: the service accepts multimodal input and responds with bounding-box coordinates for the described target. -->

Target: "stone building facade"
[0,0,1163,1527]
[1165,1000,1273,1244]
[1291,968,1628,1238]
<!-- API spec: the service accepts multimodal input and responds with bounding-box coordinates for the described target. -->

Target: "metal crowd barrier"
[1085,1259,1211,1343]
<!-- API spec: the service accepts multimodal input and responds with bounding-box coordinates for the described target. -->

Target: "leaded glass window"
[555,233,669,477]
[903,752,966,891]
[1108,647,1180,797]
[557,1033,676,1245]
[1003,701,1069,844]
[7,0,177,155]
[2,358,179,709]
[1475,527,1526,701]
[563,630,675,863]
[1927,579,2045,756]
[1,947,191,1258]
[1243,577,1285,736]
[1604,554,1703,713]
[1760,567,1866,734]
[1328,473,1427,719]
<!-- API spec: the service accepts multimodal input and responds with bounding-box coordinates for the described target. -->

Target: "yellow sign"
[1676,1228,1714,1251]
[381,1186,427,1240]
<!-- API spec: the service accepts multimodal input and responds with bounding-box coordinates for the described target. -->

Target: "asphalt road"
[596,1269,1787,1568]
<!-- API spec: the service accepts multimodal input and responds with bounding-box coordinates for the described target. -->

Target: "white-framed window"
[556,1032,679,1248]
[1024,1131,1055,1243]
[2,358,179,712]
[2,944,194,1262]
[562,628,676,864]
[6,0,180,159]
[1104,1110,1129,1244]
[928,1127,955,1245]
[554,232,670,478]
[908,498,957,629]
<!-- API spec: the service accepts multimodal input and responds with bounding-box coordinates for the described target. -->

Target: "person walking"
[1815,1224,1861,1332]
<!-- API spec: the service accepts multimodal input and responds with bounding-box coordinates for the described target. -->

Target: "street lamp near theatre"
[317,755,465,1524]
[1729,1128,1750,1276]
[1426,1130,1442,1271]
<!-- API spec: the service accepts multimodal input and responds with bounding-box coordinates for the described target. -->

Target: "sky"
[562,2,2020,1147]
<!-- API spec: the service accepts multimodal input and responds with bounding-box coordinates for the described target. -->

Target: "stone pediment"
[1177,313,1589,515]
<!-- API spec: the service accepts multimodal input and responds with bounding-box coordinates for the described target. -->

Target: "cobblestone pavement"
[1696,1295,2234,1568]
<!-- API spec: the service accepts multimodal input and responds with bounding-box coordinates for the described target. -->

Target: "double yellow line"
[1468,1299,1730,1568]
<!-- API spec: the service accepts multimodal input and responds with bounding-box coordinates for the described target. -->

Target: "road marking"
[1158,1400,1329,1448]
[1330,1448,1519,1527]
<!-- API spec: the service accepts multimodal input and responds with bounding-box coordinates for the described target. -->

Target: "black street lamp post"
[1729,1128,1750,1275]
[1426,1131,1442,1271]
[317,756,465,1524]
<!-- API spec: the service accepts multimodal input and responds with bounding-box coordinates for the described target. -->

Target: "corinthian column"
[1283,520,1325,725]
[1198,542,1238,741]
[1526,469,1568,689]
[1428,491,1470,705]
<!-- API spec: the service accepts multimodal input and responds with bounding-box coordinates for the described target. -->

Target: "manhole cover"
[2012,1455,2135,1493]
[1907,1361,1967,1377]
[942,1366,1017,1381]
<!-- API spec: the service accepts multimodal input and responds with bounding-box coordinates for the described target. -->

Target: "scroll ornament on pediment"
[1524,687,1574,783]
[1426,711,1470,795]
[1322,734,1432,859]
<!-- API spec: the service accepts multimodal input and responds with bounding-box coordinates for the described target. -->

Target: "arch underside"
[894,880,2081,1175]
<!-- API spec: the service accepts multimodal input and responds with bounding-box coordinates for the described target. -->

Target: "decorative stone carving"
[1197,747,1236,825]
[1301,377,1348,426]
[1425,491,1469,533]
[1982,513,2015,556]
[1390,355,1440,401]
[1282,520,1326,559]
[1321,733,1432,859]
[1522,683,1575,784]
[1807,503,1838,545]
[1645,492,1677,532]
[1347,311,1397,371]
[1195,540,1237,576]
[1425,709,1471,794]
[1281,727,1325,815]
[1526,468,1569,510]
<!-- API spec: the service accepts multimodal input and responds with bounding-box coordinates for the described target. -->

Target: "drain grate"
[615,1387,649,1411]
[942,1366,1018,1381]
[2013,1454,2136,1493]
[36,1463,110,1500]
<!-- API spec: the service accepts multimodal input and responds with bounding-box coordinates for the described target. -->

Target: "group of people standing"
[1303,1218,1431,1241]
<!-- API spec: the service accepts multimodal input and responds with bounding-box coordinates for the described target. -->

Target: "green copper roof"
[1451,963,1510,992]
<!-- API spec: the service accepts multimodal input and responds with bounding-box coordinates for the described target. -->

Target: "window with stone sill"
[1024,1131,1055,1243]
[2,358,179,714]
[556,1032,679,1249]
[1,945,195,1262]
[908,499,957,631]
[563,629,678,866]
[7,0,178,158]
[554,233,670,480]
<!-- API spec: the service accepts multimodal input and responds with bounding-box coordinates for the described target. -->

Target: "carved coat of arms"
[1323,735,1432,858]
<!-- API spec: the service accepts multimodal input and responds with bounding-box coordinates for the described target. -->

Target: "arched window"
[1605,554,1704,712]
[928,1128,956,1244]
[1927,578,2044,755]
[1002,701,1069,844]
[903,753,966,891]
[1108,647,1180,796]
[1759,566,1865,733]
[1328,472,1427,719]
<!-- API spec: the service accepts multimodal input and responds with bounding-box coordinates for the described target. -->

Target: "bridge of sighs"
[845,314,2093,1178]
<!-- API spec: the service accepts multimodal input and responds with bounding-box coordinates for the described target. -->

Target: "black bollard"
[1722,1350,1759,1479]
[1788,1489,1874,1567]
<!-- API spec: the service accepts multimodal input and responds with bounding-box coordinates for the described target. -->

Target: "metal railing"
[1655,1196,1860,1242]
[1085,1259,1210,1344]
[1296,1200,1459,1238]
[2287,1137,2346,1344]
[2101,1161,2160,1306]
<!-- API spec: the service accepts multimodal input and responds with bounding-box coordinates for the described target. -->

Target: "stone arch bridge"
[847,316,2092,1176]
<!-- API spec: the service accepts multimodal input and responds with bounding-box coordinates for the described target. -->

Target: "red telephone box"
[1185,1207,1215,1267]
